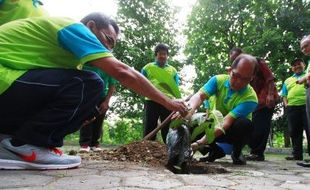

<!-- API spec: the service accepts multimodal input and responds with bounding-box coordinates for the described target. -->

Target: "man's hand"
[296,76,308,84]
[191,139,204,151]
[167,99,189,117]
[171,103,194,121]
[191,142,200,151]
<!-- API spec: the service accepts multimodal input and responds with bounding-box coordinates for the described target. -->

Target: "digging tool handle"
[143,111,175,140]
[143,95,193,141]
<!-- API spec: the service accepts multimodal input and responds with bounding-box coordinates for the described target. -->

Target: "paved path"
[1,152,309,190]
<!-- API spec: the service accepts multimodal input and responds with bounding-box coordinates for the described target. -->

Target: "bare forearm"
[283,97,288,107]
[188,91,205,111]
[90,57,171,108]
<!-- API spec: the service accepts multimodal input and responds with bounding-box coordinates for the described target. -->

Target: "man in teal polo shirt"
[296,35,310,167]
[141,44,181,143]
[0,13,188,170]
[79,64,117,153]
[281,58,310,161]
[187,54,258,165]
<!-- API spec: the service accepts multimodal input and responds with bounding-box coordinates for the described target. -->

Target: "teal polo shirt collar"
[223,79,247,104]
[155,60,169,67]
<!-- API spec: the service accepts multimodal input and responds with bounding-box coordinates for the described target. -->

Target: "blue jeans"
[0,69,104,147]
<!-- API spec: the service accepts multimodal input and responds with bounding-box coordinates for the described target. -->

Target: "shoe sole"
[297,162,310,167]
[0,159,81,170]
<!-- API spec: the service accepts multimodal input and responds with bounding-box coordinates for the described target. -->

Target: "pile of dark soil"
[77,140,167,167]
[75,140,229,174]
[100,140,168,167]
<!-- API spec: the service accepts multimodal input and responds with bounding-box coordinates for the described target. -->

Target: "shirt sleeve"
[200,76,217,97]
[229,101,258,118]
[258,59,275,82]
[141,68,147,78]
[174,73,180,86]
[58,23,113,64]
[203,100,210,109]
[280,83,288,97]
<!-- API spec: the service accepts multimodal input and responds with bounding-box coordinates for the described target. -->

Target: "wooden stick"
[143,95,192,141]
[143,111,175,140]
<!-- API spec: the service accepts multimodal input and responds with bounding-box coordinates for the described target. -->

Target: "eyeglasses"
[100,31,116,50]
[231,70,252,82]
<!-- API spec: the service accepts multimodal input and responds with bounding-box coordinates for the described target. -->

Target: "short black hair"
[230,47,243,55]
[80,12,119,35]
[291,58,304,66]
[154,43,169,56]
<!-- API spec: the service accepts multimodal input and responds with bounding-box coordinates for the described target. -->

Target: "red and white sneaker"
[0,138,81,170]
[91,145,102,152]
[79,145,90,153]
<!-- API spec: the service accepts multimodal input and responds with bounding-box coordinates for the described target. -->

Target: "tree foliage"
[184,0,310,138]
[185,0,310,90]
[111,0,181,117]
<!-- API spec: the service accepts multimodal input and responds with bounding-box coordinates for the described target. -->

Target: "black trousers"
[287,105,310,158]
[143,100,172,143]
[215,117,253,157]
[195,117,252,157]
[0,69,104,147]
[248,107,274,156]
[306,87,310,154]
[79,99,106,147]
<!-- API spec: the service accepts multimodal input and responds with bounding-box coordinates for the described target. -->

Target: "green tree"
[185,0,310,146]
[185,0,310,90]
[111,0,182,118]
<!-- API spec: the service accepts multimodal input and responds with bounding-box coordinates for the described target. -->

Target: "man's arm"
[258,59,277,107]
[266,80,277,107]
[280,83,288,107]
[296,73,310,87]
[282,97,288,107]
[99,85,116,113]
[89,57,187,113]
[186,91,207,117]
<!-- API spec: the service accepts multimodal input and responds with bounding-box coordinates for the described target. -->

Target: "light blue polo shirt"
[200,74,258,119]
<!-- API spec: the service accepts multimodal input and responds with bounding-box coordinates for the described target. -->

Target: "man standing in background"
[246,57,278,161]
[141,44,181,143]
[296,35,310,167]
[281,58,309,161]
[79,64,116,153]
